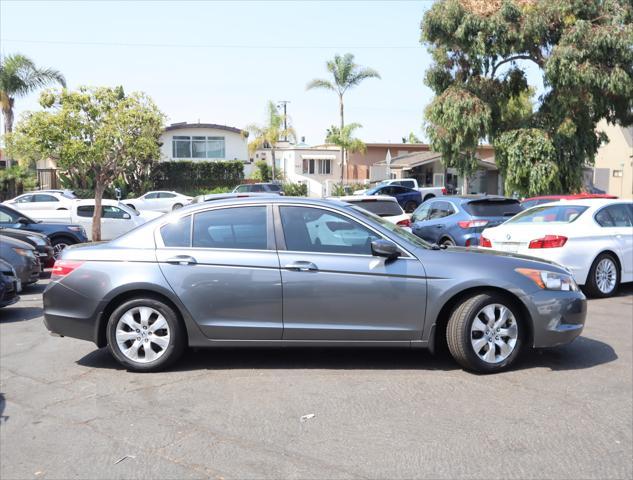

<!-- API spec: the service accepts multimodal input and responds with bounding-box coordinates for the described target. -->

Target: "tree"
[325,123,367,181]
[6,86,165,241]
[306,53,380,181]
[421,0,633,195]
[244,101,295,180]
[0,54,66,136]
[403,131,422,143]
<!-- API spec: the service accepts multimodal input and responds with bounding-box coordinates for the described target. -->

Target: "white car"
[27,199,163,241]
[4,191,76,211]
[331,195,412,229]
[125,191,192,213]
[480,199,633,297]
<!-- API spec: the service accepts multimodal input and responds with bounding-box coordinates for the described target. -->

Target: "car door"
[155,205,283,340]
[412,200,445,243]
[411,203,432,240]
[599,204,633,281]
[140,192,160,210]
[423,201,453,242]
[275,204,427,341]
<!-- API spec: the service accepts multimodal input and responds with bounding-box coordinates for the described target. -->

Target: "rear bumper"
[527,290,587,348]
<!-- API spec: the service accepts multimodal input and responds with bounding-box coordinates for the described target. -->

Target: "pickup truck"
[23,199,162,242]
[0,203,88,259]
[354,178,446,202]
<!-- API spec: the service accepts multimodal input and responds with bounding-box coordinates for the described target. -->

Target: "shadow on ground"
[78,335,616,374]
[0,307,43,323]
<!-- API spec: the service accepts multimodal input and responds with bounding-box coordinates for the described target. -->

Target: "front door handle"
[165,255,197,265]
[434,224,444,228]
[284,261,318,272]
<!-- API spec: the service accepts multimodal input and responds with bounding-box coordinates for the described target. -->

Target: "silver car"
[43,198,586,373]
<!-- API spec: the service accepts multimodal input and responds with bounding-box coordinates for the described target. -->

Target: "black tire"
[423,194,435,202]
[106,297,186,372]
[51,237,75,259]
[404,201,418,213]
[584,253,620,298]
[446,292,525,373]
[172,203,183,210]
[440,237,455,247]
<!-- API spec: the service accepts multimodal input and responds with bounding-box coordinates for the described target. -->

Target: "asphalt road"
[1,281,632,480]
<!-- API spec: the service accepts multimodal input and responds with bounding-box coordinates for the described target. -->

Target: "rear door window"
[464,199,523,217]
[193,206,268,250]
[596,204,633,227]
[161,215,192,247]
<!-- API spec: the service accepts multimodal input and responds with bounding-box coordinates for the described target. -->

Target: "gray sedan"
[43,198,586,373]
[0,234,40,289]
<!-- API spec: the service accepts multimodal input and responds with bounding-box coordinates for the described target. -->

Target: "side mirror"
[122,213,131,220]
[17,217,30,225]
[371,239,400,260]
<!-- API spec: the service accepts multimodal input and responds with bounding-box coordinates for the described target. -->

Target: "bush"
[151,161,244,195]
[0,165,37,201]
[283,182,308,197]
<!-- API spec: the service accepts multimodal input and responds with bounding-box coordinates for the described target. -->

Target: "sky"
[1,0,542,145]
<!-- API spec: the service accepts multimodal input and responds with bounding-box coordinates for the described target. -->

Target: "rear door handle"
[284,261,318,272]
[165,255,197,265]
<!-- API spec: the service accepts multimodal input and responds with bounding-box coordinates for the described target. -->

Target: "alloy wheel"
[470,304,518,364]
[52,242,69,259]
[115,306,171,363]
[595,258,617,294]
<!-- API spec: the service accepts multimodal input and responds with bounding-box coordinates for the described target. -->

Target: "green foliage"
[151,160,244,195]
[330,182,366,196]
[403,132,422,143]
[0,164,37,200]
[306,53,381,97]
[325,123,366,154]
[282,182,308,197]
[421,0,633,195]
[7,86,165,240]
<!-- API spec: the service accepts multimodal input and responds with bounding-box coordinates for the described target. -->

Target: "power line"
[0,38,424,50]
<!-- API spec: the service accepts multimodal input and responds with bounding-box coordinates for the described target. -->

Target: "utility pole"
[277,100,290,141]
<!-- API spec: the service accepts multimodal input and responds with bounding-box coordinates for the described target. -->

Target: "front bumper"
[527,289,587,348]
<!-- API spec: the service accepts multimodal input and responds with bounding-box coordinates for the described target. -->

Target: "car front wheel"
[106,298,185,372]
[447,293,524,373]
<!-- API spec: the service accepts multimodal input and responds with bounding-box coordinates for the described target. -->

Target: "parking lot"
[0,281,631,480]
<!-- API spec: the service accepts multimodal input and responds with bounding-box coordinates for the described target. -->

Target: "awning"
[301,154,336,160]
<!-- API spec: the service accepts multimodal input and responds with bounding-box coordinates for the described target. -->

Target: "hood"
[0,234,35,250]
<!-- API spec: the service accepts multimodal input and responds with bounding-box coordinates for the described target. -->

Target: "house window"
[302,158,331,175]
[318,159,331,175]
[172,136,225,159]
[303,158,315,174]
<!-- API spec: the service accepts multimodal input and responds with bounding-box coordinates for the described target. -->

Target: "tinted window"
[399,180,416,188]
[348,200,402,217]
[265,184,281,192]
[15,195,33,203]
[77,206,93,217]
[161,215,191,247]
[597,204,633,227]
[159,192,176,198]
[280,206,380,255]
[235,185,249,193]
[250,185,264,192]
[412,203,431,222]
[77,205,129,218]
[144,193,159,199]
[193,207,267,250]
[508,205,588,224]
[464,199,523,217]
[34,194,58,202]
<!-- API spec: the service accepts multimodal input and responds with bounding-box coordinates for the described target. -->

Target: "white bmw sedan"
[480,199,633,297]
[125,191,192,213]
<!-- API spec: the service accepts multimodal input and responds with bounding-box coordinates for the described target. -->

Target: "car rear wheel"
[447,293,524,373]
[585,253,620,298]
[172,203,183,210]
[106,298,185,372]
[440,237,455,247]
[51,237,74,259]
[404,201,418,213]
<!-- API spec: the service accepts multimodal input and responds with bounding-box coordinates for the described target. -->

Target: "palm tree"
[1,54,66,135]
[244,101,295,180]
[306,53,380,181]
[325,123,366,182]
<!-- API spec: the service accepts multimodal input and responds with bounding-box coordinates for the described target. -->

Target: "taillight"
[480,236,492,248]
[397,218,411,227]
[458,220,489,229]
[529,235,568,249]
[51,260,84,279]
[441,187,447,195]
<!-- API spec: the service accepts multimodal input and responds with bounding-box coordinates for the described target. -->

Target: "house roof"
[376,150,497,170]
[164,122,246,135]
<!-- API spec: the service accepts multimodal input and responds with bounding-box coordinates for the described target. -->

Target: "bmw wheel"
[585,253,620,298]
[447,293,524,373]
[106,298,185,372]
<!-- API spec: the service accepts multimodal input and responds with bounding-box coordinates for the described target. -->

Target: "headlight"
[27,235,46,246]
[516,268,579,291]
[12,247,35,258]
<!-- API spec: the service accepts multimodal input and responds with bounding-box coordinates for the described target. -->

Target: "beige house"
[591,120,633,199]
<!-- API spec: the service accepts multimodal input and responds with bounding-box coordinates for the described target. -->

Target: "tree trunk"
[2,99,15,167]
[339,94,345,183]
[92,180,104,242]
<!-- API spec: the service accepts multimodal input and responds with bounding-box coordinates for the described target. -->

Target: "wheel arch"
[423,194,435,202]
[429,286,533,354]
[49,233,77,245]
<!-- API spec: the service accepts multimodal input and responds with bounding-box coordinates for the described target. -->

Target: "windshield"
[350,205,431,249]
[507,205,589,224]
[0,205,36,224]
[365,187,382,195]
[348,200,403,217]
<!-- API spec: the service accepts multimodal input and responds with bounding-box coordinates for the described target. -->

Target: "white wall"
[159,127,248,162]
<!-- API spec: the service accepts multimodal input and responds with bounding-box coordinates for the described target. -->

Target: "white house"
[160,122,249,162]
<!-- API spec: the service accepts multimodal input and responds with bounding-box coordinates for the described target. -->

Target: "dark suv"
[232,183,283,195]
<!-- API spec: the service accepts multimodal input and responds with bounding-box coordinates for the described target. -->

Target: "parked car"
[4,191,77,211]
[125,191,192,213]
[0,227,55,269]
[27,199,160,241]
[36,189,78,199]
[0,204,88,258]
[411,196,524,247]
[0,235,40,289]
[232,183,284,195]
[44,197,586,374]
[521,193,618,209]
[354,178,446,202]
[332,195,412,228]
[0,259,20,308]
[480,199,633,297]
[365,185,422,213]
[191,192,277,204]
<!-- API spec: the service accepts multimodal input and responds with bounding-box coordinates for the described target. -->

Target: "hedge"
[151,161,244,195]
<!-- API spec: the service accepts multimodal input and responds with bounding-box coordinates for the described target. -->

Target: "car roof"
[333,195,398,202]
[530,198,632,209]
[523,193,618,201]
[176,196,350,214]
[434,195,515,203]
[76,199,126,206]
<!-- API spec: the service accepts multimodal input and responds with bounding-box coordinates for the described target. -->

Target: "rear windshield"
[507,205,589,224]
[265,184,281,192]
[348,200,403,217]
[463,199,523,217]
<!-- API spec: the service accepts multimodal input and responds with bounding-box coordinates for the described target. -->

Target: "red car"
[521,193,618,209]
